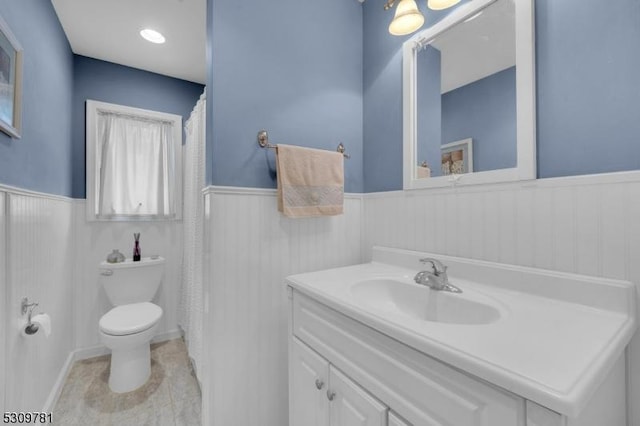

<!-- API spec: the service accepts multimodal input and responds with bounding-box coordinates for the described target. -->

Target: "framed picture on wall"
[441,138,473,175]
[0,15,22,139]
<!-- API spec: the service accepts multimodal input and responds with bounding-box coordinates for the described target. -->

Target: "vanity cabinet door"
[291,338,330,426]
[389,412,411,426]
[294,292,525,426]
[328,366,387,426]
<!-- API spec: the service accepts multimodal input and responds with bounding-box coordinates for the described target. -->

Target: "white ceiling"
[431,0,515,93]
[51,0,206,84]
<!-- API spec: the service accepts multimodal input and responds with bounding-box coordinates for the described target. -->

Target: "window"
[86,100,182,221]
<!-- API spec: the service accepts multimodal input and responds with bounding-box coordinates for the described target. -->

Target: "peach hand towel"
[276,144,344,217]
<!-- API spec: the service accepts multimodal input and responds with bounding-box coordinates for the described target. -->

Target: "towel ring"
[257,130,350,159]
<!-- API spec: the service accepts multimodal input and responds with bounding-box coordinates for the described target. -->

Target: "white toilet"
[98,257,165,393]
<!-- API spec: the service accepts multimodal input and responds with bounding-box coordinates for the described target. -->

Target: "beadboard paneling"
[72,201,183,349]
[204,189,363,426]
[0,192,6,413]
[363,175,640,425]
[201,192,212,426]
[5,193,75,411]
[0,192,183,411]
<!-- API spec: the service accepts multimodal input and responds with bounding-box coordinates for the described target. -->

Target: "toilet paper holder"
[21,297,40,335]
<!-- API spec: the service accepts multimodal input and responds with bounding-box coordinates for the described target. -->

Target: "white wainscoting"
[0,187,183,413]
[3,190,75,412]
[72,201,183,349]
[362,172,640,426]
[203,187,363,426]
[4,170,638,422]
[0,192,6,414]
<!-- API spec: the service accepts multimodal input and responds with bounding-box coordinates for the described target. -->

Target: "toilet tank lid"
[100,257,165,269]
[100,302,163,336]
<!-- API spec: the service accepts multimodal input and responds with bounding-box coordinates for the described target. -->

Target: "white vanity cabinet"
[388,412,411,426]
[289,290,526,426]
[288,287,628,426]
[329,365,388,426]
[290,337,330,426]
[287,247,635,426]
[291,337,387,426]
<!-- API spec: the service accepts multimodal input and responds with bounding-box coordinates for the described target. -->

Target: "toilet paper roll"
[24,313,52,338]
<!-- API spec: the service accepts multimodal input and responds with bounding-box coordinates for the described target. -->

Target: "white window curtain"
[97,112,176,218]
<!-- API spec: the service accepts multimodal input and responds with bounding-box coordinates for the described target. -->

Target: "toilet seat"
[99,302,162,336]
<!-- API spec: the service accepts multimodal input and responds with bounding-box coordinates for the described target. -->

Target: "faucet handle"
[419,258,434,272]
[419,258,447,275]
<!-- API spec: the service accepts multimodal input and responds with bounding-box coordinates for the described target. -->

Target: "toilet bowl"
[98,257,165,393]
[99,302,163,392]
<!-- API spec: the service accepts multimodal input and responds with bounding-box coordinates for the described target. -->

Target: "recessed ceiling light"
[140,28,165,44]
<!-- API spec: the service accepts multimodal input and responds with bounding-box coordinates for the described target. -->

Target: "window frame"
[85,100,183,222]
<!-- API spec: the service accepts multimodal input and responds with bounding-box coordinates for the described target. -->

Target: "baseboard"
[73,344,111,362]
[41,329,183,412]
[42,351,75,412]
[151,329,183,344]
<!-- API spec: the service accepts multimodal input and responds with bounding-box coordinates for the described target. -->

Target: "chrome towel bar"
[257,130,351,159]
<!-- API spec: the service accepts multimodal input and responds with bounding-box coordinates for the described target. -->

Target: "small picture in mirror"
[417,161,431,179]
[441,138,472,175]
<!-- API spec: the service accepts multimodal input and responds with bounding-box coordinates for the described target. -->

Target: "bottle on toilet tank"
[107,249,125,263]
[133,233,141,262]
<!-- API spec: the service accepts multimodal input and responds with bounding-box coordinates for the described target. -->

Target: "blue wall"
[72,55,204,198]
[442,66,516,173]
[363,0,640,191]
[362,0,402,193]
[5,0,639,196]
[0,0,74,196]
[206,0,214,187]
[416,46,442,175]
[208,0,364,193]
[536,0,640,178]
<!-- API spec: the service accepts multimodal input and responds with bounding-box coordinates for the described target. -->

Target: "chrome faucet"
[414,258,462,293]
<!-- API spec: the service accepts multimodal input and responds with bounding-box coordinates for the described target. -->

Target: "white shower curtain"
[179,92,206,382]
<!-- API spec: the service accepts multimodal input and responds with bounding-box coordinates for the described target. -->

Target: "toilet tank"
[99,257,165,306]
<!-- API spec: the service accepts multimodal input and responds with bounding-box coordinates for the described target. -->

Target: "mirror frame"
[403,0,536,190]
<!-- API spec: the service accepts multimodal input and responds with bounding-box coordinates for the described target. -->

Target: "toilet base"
[99,310,160,394]
[108,342,151,393]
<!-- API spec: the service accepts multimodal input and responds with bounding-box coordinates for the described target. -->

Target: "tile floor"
[53,338,201,425]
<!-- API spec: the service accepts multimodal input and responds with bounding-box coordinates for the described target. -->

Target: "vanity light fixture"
[464,10,483,23]
[427,0,461,10]
[388,0,425,36]
[383,0,396,10]
[140,28,166,44]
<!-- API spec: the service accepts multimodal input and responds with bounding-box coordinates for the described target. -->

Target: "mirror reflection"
[415,0,516,179]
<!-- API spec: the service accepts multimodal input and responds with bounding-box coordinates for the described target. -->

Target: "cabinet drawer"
[293,291,525,426]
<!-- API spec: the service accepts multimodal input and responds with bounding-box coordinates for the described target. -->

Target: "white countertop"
[285,247,637,417]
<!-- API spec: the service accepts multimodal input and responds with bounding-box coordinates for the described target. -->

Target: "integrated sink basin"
[350,278,503,325]
[285,247,638,417]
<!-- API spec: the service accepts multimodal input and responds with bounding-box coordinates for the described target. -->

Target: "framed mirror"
[403,0,536,190]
